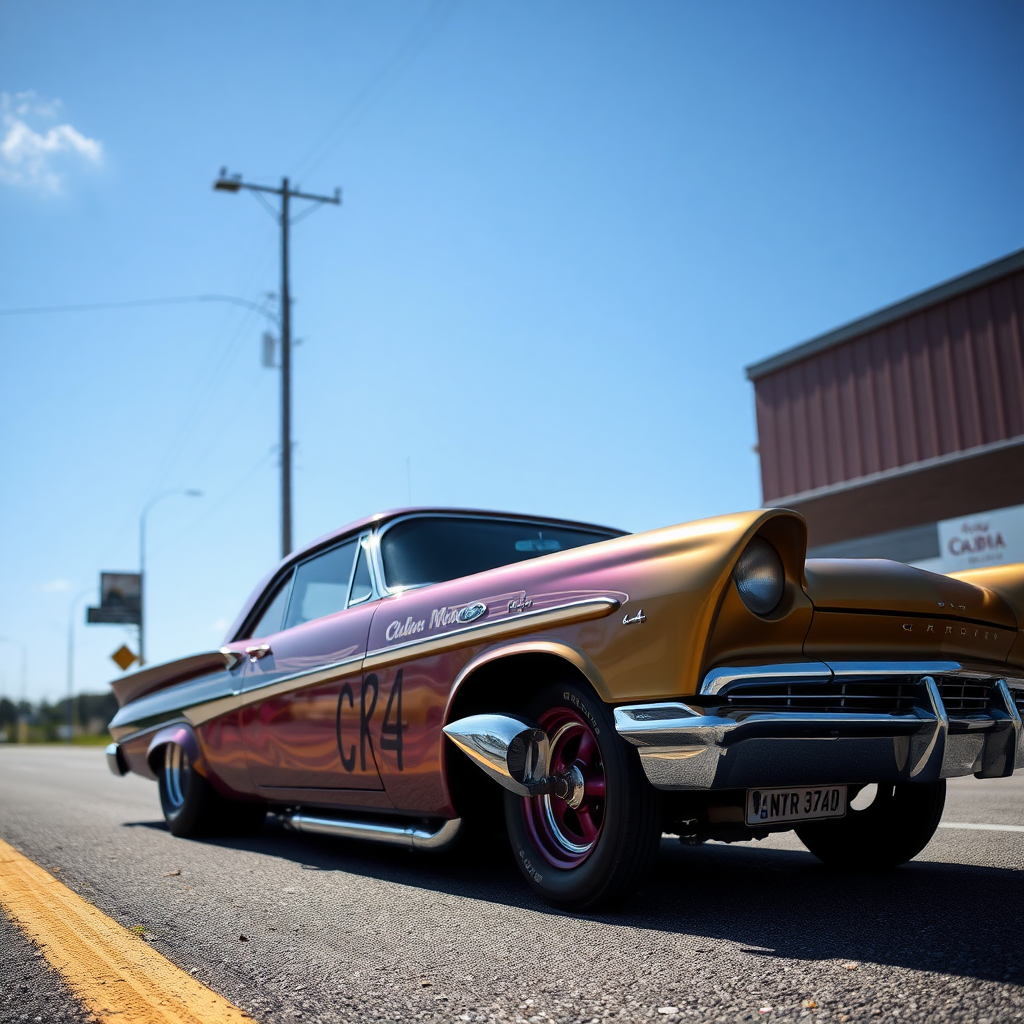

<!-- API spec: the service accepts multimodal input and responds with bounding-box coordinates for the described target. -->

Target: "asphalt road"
[1,745,1022,1024]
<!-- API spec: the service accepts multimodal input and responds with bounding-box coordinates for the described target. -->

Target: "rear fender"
[146,723,205,777]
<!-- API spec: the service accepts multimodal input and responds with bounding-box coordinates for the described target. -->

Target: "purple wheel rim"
[521,706,606,869]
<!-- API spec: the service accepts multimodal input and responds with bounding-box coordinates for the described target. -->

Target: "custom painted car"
[106,507,1024,909]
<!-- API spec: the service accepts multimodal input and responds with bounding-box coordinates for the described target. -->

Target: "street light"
[139,489,202,666]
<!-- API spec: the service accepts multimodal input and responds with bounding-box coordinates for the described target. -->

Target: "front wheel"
[503,681,661,910]
[796,780,946,868]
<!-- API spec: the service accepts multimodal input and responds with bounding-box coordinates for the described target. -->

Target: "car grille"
[936,678,994,716]
[1008,685,1024,718]
[719,679,922,714]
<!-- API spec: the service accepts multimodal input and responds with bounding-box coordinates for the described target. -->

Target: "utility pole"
[214,169,341,558]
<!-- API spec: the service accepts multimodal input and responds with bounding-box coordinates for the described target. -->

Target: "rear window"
[380,517,619,589]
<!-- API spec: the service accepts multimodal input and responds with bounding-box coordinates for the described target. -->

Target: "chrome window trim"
[371,512,622,596]
[238,528,376,642]
[347,532,378,608]
[247,568,296,642]
[282,535,362,632]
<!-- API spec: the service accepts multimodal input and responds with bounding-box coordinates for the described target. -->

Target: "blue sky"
[1,0,1022,703]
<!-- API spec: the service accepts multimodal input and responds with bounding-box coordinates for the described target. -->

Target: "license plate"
[746,785,847,826]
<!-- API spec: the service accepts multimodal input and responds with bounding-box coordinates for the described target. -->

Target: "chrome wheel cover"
[162,744,191,811]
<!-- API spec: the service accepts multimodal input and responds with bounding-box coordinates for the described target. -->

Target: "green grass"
[71,734,112,746]
[0,733,111,746]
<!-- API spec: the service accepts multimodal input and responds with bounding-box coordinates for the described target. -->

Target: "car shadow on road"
[128,815,1023,986]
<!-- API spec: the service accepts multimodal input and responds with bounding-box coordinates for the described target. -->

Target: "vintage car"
[106,507,1024,909]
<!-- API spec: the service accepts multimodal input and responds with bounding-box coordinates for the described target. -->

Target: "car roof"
[297,506,626,561]
[224,507,627,644]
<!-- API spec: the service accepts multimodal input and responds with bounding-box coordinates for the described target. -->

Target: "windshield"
[380,516,621,589]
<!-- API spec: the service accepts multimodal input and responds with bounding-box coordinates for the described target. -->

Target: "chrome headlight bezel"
[732,537,785,617]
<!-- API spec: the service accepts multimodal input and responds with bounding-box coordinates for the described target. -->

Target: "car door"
[240,534,385,791]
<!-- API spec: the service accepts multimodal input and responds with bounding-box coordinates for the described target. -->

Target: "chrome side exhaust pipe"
[443,714,550,796]
[282,813,462,851]
[443,713,583,805]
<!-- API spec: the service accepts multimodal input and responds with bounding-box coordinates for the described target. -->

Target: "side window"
[348,539,374,606]
[283,540,357,630]
[249,573,292,639]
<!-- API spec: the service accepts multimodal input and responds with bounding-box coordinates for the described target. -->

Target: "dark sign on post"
[87,572,142,625]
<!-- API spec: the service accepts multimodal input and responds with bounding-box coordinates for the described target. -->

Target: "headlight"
[733,537,785,616]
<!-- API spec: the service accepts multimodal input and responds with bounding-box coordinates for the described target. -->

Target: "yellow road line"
[0,837,253,1024]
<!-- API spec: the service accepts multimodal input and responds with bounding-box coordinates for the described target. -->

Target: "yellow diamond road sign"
[111,645,137,672]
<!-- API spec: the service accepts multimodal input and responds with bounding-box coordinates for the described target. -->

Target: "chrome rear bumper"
[105,741,128,777]
[615,662,1024,791]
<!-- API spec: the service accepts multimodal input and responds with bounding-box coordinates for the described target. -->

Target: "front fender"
[444,639,610,724]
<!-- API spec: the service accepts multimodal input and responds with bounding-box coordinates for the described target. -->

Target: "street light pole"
[0,637,28,740]
[139,489,202,667]
[213,169,341,558]
[66,588,95,743]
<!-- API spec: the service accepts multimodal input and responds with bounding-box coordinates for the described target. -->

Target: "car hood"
[804,558,1018,629]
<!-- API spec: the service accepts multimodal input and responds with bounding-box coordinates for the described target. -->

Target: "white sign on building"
[938,503,1024,573]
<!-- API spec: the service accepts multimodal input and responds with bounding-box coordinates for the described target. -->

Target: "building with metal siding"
[746,248,1024,571]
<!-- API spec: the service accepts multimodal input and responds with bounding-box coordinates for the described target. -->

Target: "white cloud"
[0,91,102,193]
[41,578,72,593]
[211,618,230,635]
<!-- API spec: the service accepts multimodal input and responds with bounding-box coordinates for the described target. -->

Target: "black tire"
[795,780,946,869]
[503,680,661,910]
[157,743,266,838]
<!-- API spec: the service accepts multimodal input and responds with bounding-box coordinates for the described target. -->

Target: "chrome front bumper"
[615,662,1024,791]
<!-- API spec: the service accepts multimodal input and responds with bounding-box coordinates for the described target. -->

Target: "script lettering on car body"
[385,616,426,642]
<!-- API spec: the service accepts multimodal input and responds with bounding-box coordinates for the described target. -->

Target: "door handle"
[220,647,246,671]
[245,644,272,662]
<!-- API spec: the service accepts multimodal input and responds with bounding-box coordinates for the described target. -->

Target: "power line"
[290,0,460,182]
[150,446,278,558]
[88,273,277,570]
[0,294,279,322]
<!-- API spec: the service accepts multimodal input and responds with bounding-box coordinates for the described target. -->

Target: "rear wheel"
[795,780,946,868]
[157,744,265,838]
[503,681,660,910]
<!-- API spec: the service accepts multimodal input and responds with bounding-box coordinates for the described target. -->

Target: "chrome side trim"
[362,596,621,670]
[282,813,462,851]
[184,653,364,726]
[120,598,618,734]
[108,716,189,746]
